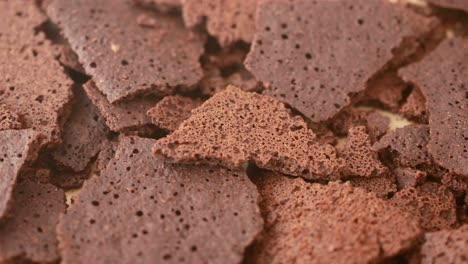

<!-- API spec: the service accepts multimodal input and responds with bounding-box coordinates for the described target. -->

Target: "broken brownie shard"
[47,0,205,103]
[421,224,468,264]
[0,129,42,220]
[182,0,259,46]
[0,179,65,263]
[245,0,438,122]
[399,38,468,177]
[58,136,263,264]
[249,172,422,264]
[0,1,73,144]
[154,86,343,180]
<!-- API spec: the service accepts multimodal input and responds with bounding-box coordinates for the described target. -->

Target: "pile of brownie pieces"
[0,0,467,263]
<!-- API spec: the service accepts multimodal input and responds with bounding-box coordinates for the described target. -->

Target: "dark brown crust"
[154,86,343,180]
[0,129,42,220]
[58,136,263,264]
[399,38,468,177]
[47,0,205,103]
[0,179,65,263]
[246,0,437,122]
[249,172,422,264]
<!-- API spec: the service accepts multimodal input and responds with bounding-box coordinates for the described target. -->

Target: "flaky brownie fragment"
[0,1,73,144]
[0,104,22,131]
[349,173,397,199]
[394,167,427,189]
[365,111,390,141]
[400,86,427,122]
[47,0,205,103]
[399,38,467,177]
[246,0,438,122]
[182,0,258,46]
[427,0,468,12]
[53,87,109,172]
[389,182,457,231]
[328,108,368,136]
[84,81,158,132]
[94,139,119,172]
[373,124,432,167]
[421,224,468,264]
[58,136,263,264]
[147,95,202,132]
[249,172,421,264]
[154,86,343,180]
[341,126,387,177]
[0,179,65,263]
[0,129,42,219]
[364,71,408,111]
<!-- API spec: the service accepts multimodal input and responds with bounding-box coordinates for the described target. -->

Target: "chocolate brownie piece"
[50,170,90,189]
[0,1,73,144]
[365,111,390,141]
[373,124,432,167]
[0,179,65,263]
[399,38,467,177]
[0,104,22,131]
[328,108,369,136]
[349,173,397,199]
[341,126,387,177]
[0,129,42,220]
[147,95,202,132]
[421,224,468,264]
[249,172,421,264]
[245,0,437,122]
[95,139,119,172]
[56,45,84,73]
[58,136,263,264]
[182,0,258,46]
[47,0,205,103]
[427,0,468,12]
[389,182,457,231]
[394,167,427,189]
[83,81,158,132]
[154,86,343,180]
[400,86,427,122]
[364,71,408,111]
[53,87,109,172]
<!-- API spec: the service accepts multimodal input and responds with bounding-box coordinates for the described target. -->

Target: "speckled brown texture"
[0,179,65,263]
[341,126,387,177]
[95,139,119,172]
[373,124,432,167]
[58,136,263,264]
[56,44,84,73]
[0,129,42,220]
[364,71,408,111]
[349,173,398,199]
[0,104,22,131]
[53,87,109,172]
[389,182,457,231]
[147,95,202,132]
[328,108,368,136]
[47,0,205,103]
[399,38,467,177]
[154,86,343,180]
[245,0,437,122]
[394,167,427,189]
[250,172,421,264]
[84,81,158,132]
[365,111,390,141]
[427,0,468,12]
[400,86,427,122]
[421,224,468,264]
[0,1,73,144]
[133,0,181,13]
[182,0,258,46]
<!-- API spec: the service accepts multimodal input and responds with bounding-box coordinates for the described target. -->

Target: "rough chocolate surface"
[394,167,427,189]
[0,179,65,263]
[0,1,73,144]
[84,81,158,132]
[400,86,427,122]
[0,129,42,220]
[399,38,467,177]
[147,95,202,132]
[365,111,390,141]
[373,124,432,167]
[421,224,468,264]
[0,104,22,131]
[133,0,181,13]
[245,0,436,122]
[250,172,421,264]
[47,0,205,103]
[341,126,387,177]
[364,71,408,111]
[53,87,109,172]
[349,173,397,199]
[427,0,468,12]
[389,183,457,231]
[154,86,342,180]
[182,0,258,46]
[58,136,263,264]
